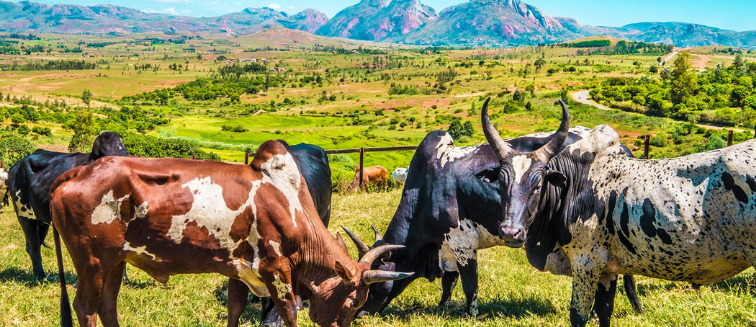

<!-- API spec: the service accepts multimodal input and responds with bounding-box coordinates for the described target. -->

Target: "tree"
[669,52,698,105]
[68,110,95,153]
[534,58,547,73]
[448,118,474,140]
[733,54,748,77]
[82,89,92,107]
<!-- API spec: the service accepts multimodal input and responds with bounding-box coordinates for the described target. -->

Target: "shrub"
[121,133,220,160]
[0,134,35,166]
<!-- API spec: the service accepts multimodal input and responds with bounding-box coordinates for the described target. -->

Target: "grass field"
[1,191,756,327]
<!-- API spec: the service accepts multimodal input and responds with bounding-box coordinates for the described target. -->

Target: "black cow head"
[481,98,570,247]
[89,131,128,161]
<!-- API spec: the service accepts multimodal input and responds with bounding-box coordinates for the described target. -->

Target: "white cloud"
[144,7,180,15]
[148,0,192,3]
[182,9,192,14]
[267,3,281,9]
[287,5,294,9]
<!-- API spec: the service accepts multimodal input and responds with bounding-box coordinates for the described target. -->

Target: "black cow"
[7,131,128,279]
[353,126,641,318]
[227,142,332,327]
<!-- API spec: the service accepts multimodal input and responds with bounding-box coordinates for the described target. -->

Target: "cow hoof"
[262,320,284,327]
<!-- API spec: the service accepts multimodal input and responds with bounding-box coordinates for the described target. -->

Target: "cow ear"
[545,170,566,187]
[475,167,499,183]
[334,261,355,284]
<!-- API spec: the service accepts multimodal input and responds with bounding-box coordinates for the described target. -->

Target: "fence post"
[359,148,364,191]
[727,130,733,147]
[245,152,249,165]
[0,162,3,169]
[643,135,650,159]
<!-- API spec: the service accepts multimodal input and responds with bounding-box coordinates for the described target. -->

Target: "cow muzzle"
[499,224,525,247]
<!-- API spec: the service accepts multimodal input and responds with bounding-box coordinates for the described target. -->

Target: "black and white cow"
[7,131,128,279]
[353,125,642,318]
[227,141,333,327]
[483,99,756,326]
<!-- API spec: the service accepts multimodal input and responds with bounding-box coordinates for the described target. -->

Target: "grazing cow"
[348,166,388,192]
[50,140,412,327]
[228,142,333,327]
[353,125,641,318]
[391,168,408,189]
[0,168,8,211]
[482,99,756,326]
[7,131,127,279]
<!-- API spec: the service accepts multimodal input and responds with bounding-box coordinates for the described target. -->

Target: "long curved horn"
[359,244,404,266]
[481,97,514,160]
[533,99,571,163]
[371,225,383,245]
[363,270,414,285]
[342,226,369,258]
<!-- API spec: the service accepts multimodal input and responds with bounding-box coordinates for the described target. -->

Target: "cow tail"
[2,189,8,207]
[54,226,74,327]
[623,274,643,314]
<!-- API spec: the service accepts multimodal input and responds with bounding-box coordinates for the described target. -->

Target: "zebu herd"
[2,99,756,327]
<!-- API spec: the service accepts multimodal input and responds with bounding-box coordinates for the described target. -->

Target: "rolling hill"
[0,0,755,48]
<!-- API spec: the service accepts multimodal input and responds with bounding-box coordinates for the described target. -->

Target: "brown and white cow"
[348,165,389,192]
[51,140,412,327]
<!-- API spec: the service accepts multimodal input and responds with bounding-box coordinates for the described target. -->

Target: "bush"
[221,124,248,133]
[0,134,35,166]
[31,126,52,136]
[649,134,667,147]
[121,133,220,160]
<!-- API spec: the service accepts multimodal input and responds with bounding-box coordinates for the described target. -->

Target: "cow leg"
[569,261,603,327]
[457,259,479,316]
[592,275,617,327]
[98,261,126,327]
[264,272,297,327]
[73,260,105,327]
[261,297,284,327]
[17,216,45,279]
[438,271,459,308]
[227,278,249,327]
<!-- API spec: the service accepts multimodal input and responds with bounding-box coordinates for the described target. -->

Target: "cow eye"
[475,168,499,183]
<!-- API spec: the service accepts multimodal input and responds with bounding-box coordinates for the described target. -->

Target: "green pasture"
[1,192,756,326]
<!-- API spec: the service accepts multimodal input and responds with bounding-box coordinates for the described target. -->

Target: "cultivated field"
[1,192,755,327]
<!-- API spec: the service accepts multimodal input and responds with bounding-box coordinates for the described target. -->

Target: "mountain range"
[1,0,755,48]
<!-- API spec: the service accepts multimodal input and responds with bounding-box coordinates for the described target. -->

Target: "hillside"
[0,0,755,48]
[0,0,328,34]
[315,0,437,42]
[400,0,576,46]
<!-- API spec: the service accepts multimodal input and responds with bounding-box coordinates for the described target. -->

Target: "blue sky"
[16,0,756,31]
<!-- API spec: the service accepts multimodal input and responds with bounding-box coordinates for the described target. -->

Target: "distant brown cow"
[348,166,388,192]
[50,140,412,327]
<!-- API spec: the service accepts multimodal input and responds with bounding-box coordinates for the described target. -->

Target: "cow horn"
[481,97,514,160]
[359,244,404,266]
[371,225,383,245]
[533,99,571,163]
[341,226,369,258]
[335,232,347,251]
[363,270,414,285]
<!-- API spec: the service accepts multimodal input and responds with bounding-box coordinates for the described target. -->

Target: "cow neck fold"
[525,148,592,271]
[295,209,358,293]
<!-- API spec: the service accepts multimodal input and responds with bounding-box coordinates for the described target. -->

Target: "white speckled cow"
[0,168,8,212]
[391,168,408,189]
[50,140,412,327]
[483,98,756,327]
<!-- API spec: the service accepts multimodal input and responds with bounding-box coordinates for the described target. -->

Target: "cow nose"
[499,226,525,245]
